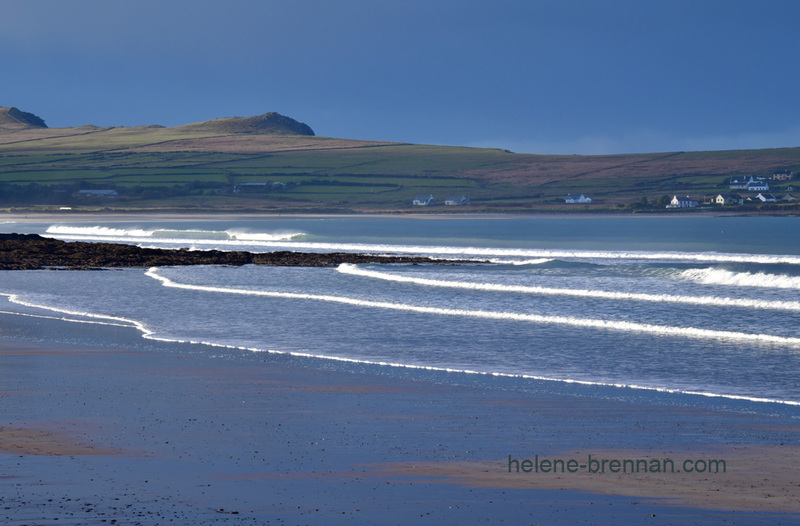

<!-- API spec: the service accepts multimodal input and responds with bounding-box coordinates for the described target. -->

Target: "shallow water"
[2,215,799,405]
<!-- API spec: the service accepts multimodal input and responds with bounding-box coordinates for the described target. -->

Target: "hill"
[0,107,798,213]
[0,107,47,129]
[173,112,314,136]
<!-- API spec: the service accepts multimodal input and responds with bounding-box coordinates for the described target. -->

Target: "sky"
[3,0,800,155]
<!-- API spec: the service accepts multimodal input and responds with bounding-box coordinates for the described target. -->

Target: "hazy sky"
[3,0,799,154]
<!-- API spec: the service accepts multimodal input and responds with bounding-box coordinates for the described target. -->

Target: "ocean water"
[2,215,800,406]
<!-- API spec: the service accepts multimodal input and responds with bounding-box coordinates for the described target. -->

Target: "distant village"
[411,195,470,206]
[560,170,795,209]
[665,170,794,208]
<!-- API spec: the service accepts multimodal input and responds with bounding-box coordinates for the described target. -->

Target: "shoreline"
[1,209,791,223]
[6,289,800,411]
[1,303,798,522]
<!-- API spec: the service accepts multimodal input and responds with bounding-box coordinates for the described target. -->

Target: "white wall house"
[668,195,698,208]
[729,177,748,190]
[730,176,769,191]
[444,196,470,206]
[756,193,777,203]
[412,195,436,206]
[747,180,770,192]
[715,193,743,205]
[565,194,592,204]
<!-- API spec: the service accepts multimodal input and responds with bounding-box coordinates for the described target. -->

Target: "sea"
[2,215,800,409]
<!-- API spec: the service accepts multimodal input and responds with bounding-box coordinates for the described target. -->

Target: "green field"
[1,119,799,213]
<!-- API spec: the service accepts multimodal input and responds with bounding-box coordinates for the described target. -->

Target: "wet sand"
[1,309,798,524]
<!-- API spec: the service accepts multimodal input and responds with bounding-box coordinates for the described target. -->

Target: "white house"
[715,193,743,205]
[668,195,698,208]
[729,176,769,191]
[565,194,592,204]
[729,177,749,190]
[444,196,470,206]
[412,195,437,206]
[756,193,777,203]
[747,179,770,192]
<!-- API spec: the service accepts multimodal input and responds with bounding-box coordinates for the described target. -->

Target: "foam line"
[681,268,800,289]
[336,264,800,312]
[145,268,800,346]
[42,225,800,264]
[0,308,134,327]
[241,348,800,406]
[2,289,797,406]
[44,225,304,243]
[1,292,146,331]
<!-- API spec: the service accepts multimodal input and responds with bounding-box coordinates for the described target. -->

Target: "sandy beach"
[1,301,798,525]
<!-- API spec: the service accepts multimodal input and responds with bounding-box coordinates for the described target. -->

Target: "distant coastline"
[2,107,799,215]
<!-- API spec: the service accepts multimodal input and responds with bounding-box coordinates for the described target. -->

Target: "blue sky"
[3,0,799,154]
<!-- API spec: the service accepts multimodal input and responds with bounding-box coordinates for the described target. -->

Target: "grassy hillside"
[1,110,799,213]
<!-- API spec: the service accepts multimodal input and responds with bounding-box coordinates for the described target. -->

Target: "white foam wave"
[336,264,800,312]
[0,292,144,329]
[41,225,800,264]
[2,289,797,406]
[46,225,153,238]
[680,268,800,289]
[487,258,554,265]
[44,225,305,243]
[145,267,800,346]
[241,347,800,406]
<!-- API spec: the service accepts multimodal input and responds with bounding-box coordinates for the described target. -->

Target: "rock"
[0,233,458,270]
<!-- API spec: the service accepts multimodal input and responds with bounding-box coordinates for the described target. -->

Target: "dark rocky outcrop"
[0,233,455,270]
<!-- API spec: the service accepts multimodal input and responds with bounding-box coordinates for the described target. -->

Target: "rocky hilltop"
[0,234,451,270]
[0,107,313,136]
[174,112,314,136]
[0,107,47,129]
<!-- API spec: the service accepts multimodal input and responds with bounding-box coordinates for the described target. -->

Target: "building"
[747,179,770,192]
[667,195,698,208]
[715,193,743,205]
[729,177,753,190]
[565,194,592,204]
[773,170,793,181]
[729,176,769,191]
[412,195,436,206]
[756,193,777,203]
[444,196,470,206]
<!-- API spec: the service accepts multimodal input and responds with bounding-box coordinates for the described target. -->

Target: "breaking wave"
[2,286,798,407]
[336,264,800,312]
[44,225,305,244]
[39,225,800,264]
[680,268,800,289]
[145,267,800,347]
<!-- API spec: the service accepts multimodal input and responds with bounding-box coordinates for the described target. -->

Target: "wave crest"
[337,264,800,311]
[145,267,800,347]
[680,268,800,289]
[44,225,305,243]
